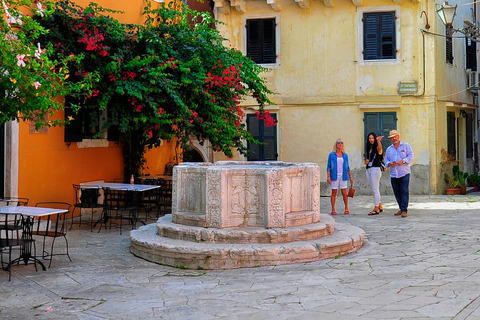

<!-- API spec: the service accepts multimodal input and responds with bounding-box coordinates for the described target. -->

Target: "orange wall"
[72,0,167,24]
[18,111,177,205]
[18,112,123,205]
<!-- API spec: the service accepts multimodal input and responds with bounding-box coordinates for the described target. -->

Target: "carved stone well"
[130,161,365,269]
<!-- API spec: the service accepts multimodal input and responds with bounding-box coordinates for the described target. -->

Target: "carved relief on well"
[311,166,321,221]
[206,169,222,228]
[171,168,178,215]
[227,172,263,227]
[266,169,285,228]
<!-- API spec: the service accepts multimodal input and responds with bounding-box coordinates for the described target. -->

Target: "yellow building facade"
[212,0,479,194]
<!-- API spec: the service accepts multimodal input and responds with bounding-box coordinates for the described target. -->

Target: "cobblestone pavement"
[1,194,480,320]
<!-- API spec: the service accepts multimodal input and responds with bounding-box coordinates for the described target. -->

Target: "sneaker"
[401,211,408,218]
[394,210,402,216]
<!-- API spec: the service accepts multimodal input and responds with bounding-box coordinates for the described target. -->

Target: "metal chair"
[0,213,40,281]
[100,188,138,235]
[158,179,172,216]
[0,197,29,206]
[72,184,101,232]
[137,178,160,221]
[32,202,72,268]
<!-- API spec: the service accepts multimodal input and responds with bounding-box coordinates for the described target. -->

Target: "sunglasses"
[337,142,344,144]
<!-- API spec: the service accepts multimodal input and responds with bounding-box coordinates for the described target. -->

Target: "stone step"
[285,210,318,227]
[130,217,365,270]
[156,214,335,244]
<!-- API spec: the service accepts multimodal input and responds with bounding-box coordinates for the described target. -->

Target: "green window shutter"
[380,12,396,59]
[363,11,396,60]
[64,98,84,143]
[262,19,276,64]
[247,114,277,161]
[363,13,380,60]
[364,112,397,153]
[246,18,276,64]
[467,112,473,158]
[466,38,477,71]
[447,111,456,157]
[446,27,454,64]
[380,112,396,150]
[246,20,262,63]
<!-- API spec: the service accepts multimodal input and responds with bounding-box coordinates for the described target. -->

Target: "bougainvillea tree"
[0,0,72,126]
[35,0,276,177]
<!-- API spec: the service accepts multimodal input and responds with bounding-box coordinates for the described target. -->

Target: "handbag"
[348,185,356,198]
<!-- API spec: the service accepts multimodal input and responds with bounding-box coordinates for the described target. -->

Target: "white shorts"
[330,178,347,190]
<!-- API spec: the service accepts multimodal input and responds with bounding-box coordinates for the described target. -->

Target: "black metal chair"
[158,179,172,216]
[137,178,161,221]
[32,202,72,268]
[0,197,29,206]
[72,184,101,232]
[100,188,138,235]
[0,213,40,281]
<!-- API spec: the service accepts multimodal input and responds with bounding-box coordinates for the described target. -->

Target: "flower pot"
[474,184,480,192]
[445,188,462,195]
[461,185,467,195]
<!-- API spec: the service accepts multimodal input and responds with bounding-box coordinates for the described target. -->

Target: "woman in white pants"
[365,132,384,215]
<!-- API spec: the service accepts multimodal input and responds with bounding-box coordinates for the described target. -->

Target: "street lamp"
[437,3,457,26]
[437,2,480,41]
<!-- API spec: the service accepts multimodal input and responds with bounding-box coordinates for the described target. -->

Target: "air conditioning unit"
[467,71,480,90]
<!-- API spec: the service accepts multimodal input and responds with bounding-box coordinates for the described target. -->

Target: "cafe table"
[0,205,68,271]
[80,182,161,228]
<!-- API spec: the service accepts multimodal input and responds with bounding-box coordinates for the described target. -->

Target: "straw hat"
[388,130,399,138]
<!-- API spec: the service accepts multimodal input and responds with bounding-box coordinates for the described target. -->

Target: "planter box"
[446,188,462,195]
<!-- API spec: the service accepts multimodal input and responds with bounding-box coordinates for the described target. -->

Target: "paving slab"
[1,194,480,319]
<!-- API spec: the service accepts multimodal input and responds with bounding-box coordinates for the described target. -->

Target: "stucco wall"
[216,0,477,194]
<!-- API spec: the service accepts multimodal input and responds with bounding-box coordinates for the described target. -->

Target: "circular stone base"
[157,214,335,244]
[130,214,365,270]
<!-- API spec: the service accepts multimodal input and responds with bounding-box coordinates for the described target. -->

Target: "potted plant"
[468,173,480,192]
[444,165,468,195]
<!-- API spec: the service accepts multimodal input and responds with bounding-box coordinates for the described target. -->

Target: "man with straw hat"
[384,130,414,217]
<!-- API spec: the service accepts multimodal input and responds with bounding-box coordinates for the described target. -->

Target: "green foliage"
[467,173,480,186]
[33,0,275,176]
[0,0,72,127]
[444,165,467,189]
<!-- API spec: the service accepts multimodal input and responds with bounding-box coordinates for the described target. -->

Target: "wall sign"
[398,81,418,95]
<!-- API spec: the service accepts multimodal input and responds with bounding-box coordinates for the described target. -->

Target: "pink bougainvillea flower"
[35,1,45,17]
[33,81,41,89]
[34,43,43,59]
[16,54,26,67]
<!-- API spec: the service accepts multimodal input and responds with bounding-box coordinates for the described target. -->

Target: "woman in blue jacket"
[327,138,354,215]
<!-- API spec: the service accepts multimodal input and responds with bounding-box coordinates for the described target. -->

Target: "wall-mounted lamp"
[437,2,480,41]
[437,3,457,26]
[460,109,467,118]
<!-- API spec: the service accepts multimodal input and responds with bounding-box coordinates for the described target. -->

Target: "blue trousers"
[390,174,410,212]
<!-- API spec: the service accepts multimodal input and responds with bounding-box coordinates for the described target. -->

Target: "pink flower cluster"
[256,110,277,127]
[122,71,136,80]
[76,24,108,57]
[129,97,142,112]
[204,62,244,95]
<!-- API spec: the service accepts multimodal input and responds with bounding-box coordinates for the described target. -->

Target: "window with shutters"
[363,112,397,156]
[447,111,456,158]
[466,38,476,71]
[246,18,276,64]
[64,96,117,143]
[246,113,277,161]
[446,27,453,64]
[466,112,473,158]
[363,11,396,60]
